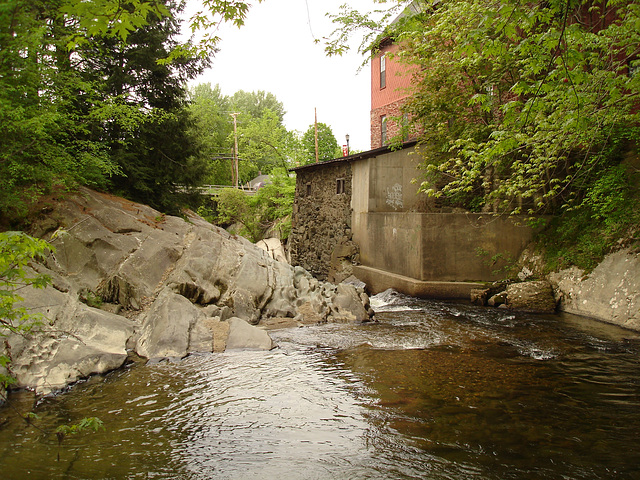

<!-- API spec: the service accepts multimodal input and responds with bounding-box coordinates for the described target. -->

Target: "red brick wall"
[370,101,407,148]
[370,42,418,148]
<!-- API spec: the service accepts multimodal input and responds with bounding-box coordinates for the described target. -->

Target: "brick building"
[369,3,421,149]
[370,40,418,148]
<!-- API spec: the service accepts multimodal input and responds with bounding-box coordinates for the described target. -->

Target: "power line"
[305,0,316,41]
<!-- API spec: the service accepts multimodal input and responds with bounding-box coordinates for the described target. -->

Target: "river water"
[1,291,640,479]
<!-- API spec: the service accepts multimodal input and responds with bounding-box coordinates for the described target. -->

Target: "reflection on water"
[1,291,639,479]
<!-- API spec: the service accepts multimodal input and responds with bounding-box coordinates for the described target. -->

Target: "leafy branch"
[55,417,105,446]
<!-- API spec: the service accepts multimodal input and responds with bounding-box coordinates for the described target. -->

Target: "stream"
[1,290,639,479]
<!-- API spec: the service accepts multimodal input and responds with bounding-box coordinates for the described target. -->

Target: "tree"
[61,0,262,59]
[188,83,234,185]
[0,232,52,390]
[237,109,298,176]
[214,168,295,242]
[189,87,299,185]
[230,90,287,182]
[0,0,120,221]
[230,90,286,123]
[250,168,296,241]
[301,123,341,164]
[0,0,263,222]
[78,0,211,212]
[325,0,640,215]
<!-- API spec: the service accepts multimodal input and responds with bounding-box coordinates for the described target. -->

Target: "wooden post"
[230,112,240,187]
[314,108,319,163]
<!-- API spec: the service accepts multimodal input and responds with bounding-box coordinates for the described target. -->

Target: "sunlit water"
[1,290,640,479]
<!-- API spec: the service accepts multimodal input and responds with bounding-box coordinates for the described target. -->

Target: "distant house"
[247,173,270,191]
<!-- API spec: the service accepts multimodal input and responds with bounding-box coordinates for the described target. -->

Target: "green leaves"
[55,417,105,445]
[181,0,261,60]
[1,0,265,220]
[60,0,172,44]
[301,123,341,164]
[0,232,53,395]
[389,0,640,214]
[214,168,295,242]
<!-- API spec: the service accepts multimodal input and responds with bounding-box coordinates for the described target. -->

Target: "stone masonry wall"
[289,162,353,280]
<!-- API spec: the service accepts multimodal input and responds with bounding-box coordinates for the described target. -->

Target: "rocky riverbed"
[1,188,373,396]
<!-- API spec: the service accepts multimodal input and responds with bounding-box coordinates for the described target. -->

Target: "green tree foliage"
[189,85,302,185]
[214,169,295,242]
[237,110,300,176]
[230,90,286,123]
[230,90,292,181]
[61,0,261,58]
[78,0,211,212]
[0,0,263,222]
[301,122,341,164]
[539,165,640,272]
[0,0,120,220]
[215,187,261,241]
[326,0,640,215]
[188,83,234,185]
[0,232,52,389]
[409,0,639,215]
[250,168,296,240]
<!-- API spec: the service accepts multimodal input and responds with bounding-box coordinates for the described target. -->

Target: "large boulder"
[506,281,556,313]
[256,237,288,263]
[5,283,133,395]
[225,317,274,351]
[135,288,206,359]
[549,249,640,330]
[7,187,371,394]
[329,283,369,323]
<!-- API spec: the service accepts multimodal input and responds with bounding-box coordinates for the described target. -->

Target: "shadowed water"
[1,291,639,479]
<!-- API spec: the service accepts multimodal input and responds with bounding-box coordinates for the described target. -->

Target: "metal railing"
[195,185,257,196]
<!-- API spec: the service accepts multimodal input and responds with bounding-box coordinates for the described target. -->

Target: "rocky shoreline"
[2,187,638,401]
[2,188,373,397]
[470,248,640,332]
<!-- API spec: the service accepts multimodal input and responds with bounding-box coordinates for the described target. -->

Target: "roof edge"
[289,140,418,172]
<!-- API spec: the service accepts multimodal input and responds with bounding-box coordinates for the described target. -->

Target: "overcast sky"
[188,0,383,152]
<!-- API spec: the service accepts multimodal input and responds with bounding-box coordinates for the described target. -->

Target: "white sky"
[188,0,384,152]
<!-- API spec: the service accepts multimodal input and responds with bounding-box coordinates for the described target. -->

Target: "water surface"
[1,291,639,479]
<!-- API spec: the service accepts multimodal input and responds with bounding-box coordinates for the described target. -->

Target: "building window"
[306,183,312,196]
[380,54,386,89]
[336,178,346,195]
[381,115,388,146]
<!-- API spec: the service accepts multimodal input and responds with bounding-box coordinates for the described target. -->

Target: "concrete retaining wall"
[353,212,540,283]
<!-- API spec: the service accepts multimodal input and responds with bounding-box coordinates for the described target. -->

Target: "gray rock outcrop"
[549,248,640,330]
[256,237,288,263]
[226,317,274,351]
[6,188,371,395]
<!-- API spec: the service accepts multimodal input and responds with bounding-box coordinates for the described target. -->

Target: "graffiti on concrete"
[386,183,403,210]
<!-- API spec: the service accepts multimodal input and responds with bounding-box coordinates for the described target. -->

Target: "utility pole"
[230,112,240,187]
[314,108,319,163]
